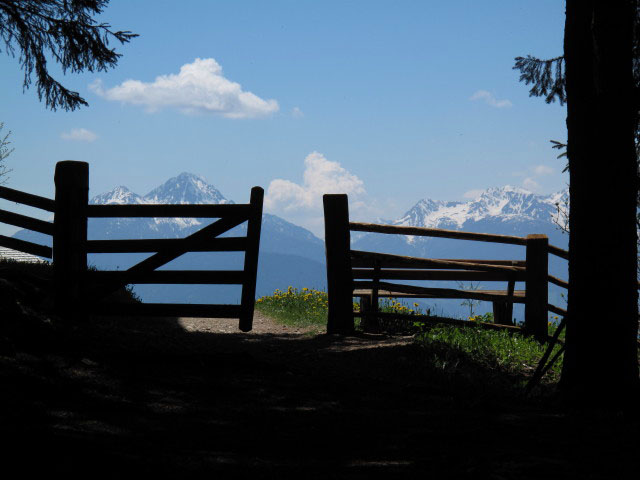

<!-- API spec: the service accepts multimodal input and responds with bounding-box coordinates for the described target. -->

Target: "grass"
[415,322,563,382]
[255,286,329,330]
[255,287,565,388]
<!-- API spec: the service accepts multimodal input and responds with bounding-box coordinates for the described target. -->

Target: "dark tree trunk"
[561,0,639,410]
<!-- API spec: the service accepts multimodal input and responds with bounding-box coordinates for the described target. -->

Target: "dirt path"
[2,312,638,479]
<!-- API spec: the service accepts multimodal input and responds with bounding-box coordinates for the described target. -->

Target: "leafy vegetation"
[255,286,329,330]
[255,287,564,386]
[415,322,564,383]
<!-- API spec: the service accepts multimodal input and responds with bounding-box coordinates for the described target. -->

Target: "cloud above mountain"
[470,90,513,108]
[61,128,97,142]
[264,152,371,236]
[90,58,279,118]
[520,164,556,192]
[266,152,365,211]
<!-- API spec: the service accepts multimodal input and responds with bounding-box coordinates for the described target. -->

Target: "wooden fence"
[323,194,568,340]
[0,161,263,332]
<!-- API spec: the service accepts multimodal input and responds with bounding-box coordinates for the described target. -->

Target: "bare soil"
[1,310,638,479]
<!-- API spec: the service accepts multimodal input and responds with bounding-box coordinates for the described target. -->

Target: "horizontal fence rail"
[0,209,53,235]
[85,236,247,253]
[87,270,246,285]
[324,194,565,338]
[351,250,526,273]
[349,221,528,246]
[353,281,527,303]
[0,234,52,258]
[351,268,527,282]
[548,304,567,316]
[548,244,569,260]
[0,185,56,212]
[548,274,569,289]
[87,203,251,218]
[0,161,265,332]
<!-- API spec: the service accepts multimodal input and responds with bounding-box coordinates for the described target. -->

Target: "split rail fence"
[0,161,263,331]
[323,194,568,339]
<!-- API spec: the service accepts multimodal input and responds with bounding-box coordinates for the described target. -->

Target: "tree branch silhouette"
[0,0,137,111]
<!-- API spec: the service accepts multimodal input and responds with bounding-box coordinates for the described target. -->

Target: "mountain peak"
[482,185,532,196]
[396,186,563,230]
[143,173,231,205]
[90,185,144,205]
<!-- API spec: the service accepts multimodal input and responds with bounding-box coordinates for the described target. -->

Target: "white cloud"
[522,177,540,191]
[266,152,365,212]
[532,164,554,176]
[90,58,279,118]
[291,106,304,118]
[463,189,484,200]
[60,128,98,142]
[470,90,513,108]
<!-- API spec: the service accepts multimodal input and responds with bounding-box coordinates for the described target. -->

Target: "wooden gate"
[0,161,263,332]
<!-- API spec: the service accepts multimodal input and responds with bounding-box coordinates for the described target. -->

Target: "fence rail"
[85,236,247,253]
[0,185,56,211]
[0,234,52,258]
[0,184,55,259]
[0,161,263,332]
[326,194,568,339]
[349,221,528,245]
[86,270,247,284]
[86,203,251,218]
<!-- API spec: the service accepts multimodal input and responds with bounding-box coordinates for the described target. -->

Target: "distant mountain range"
[13,176,568,319]
[352,186,569,319]
[14,173,327,304]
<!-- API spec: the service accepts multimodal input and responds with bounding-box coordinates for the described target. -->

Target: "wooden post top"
[55,161,89,187]
[526,234,548,240]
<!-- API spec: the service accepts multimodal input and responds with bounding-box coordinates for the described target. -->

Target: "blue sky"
[1,0,567,236]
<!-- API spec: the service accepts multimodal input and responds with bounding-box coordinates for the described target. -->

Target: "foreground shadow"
[2,310,639,480]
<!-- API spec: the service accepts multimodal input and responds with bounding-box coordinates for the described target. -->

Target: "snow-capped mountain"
[15,173,327,302]
[352,186,569,319]
[90,185,146,205]
[354,186,568,254]
[394,186,564,230]
[13,179,569,318]
[88,173,234,235]
[143,172,231,205]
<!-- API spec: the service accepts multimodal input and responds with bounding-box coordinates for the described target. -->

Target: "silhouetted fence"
[0,161,263,332]
[323,194,568,340]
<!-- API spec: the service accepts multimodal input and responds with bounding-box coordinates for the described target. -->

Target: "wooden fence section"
[324,193,567,340]
[0,185,54,258]
[0,161,264,332]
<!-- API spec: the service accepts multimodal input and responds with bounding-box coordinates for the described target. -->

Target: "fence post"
[53,161,89,321]
[239,186,264,332]
[323,194,354,334]
[525,234,548,340]
[493,276,515,325]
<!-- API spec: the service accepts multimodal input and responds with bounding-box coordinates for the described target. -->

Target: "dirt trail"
[2,312,638,479]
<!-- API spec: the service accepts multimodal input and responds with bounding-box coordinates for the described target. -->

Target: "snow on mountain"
[395,186,565,230]
[89,173,233,232]
[352,185,569,320]
[90,186,146,205]
[143,172,231,205]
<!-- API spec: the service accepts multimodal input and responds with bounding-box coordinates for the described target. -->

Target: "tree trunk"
[561,0,639,410]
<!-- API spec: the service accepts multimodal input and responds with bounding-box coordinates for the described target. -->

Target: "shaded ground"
[1,310,638,479]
